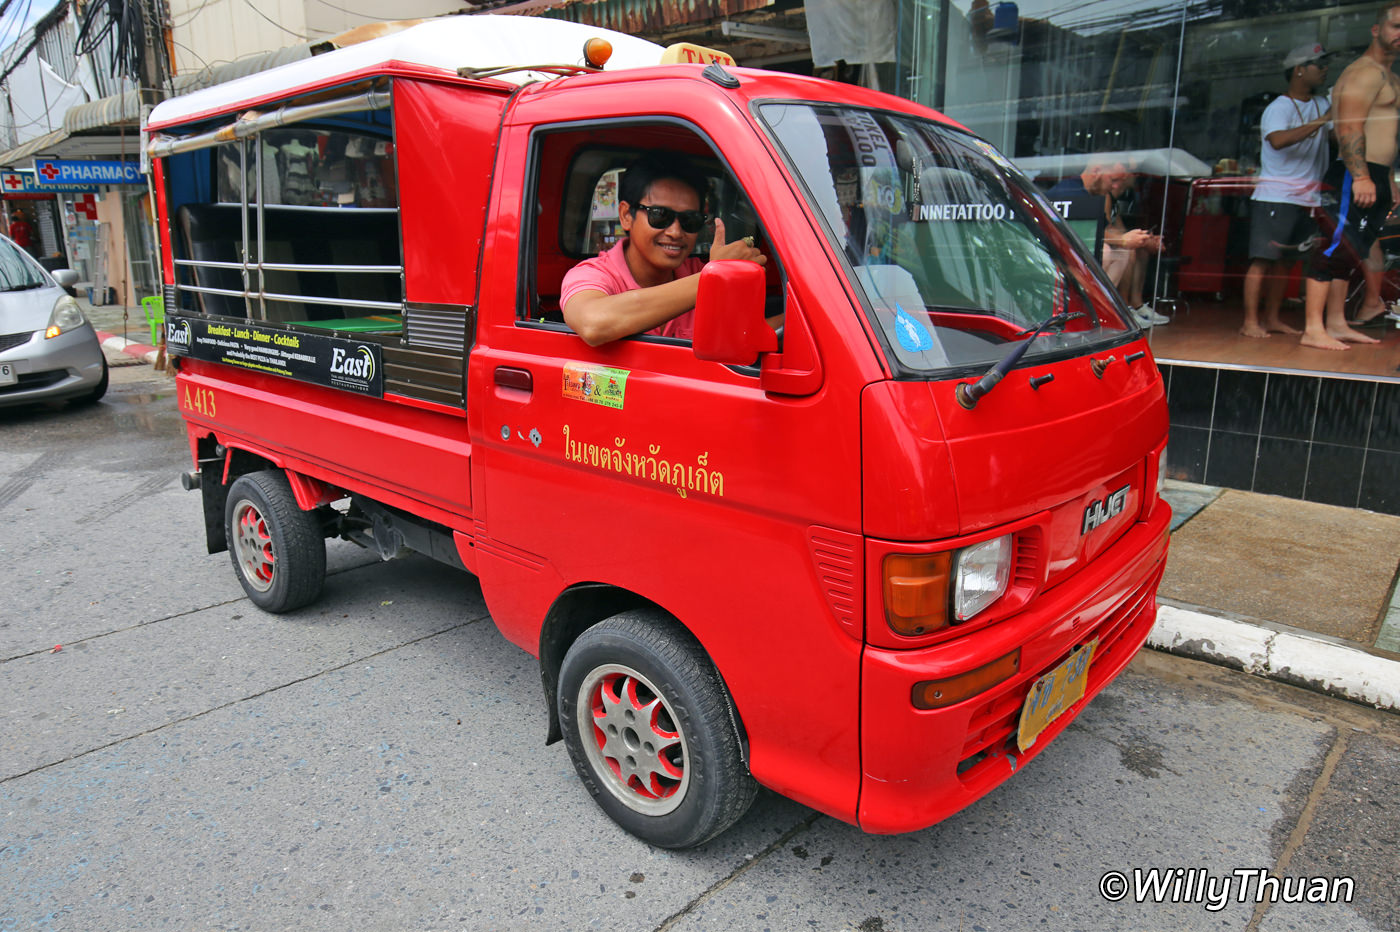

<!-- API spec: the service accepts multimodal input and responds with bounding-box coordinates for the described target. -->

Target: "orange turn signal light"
[583,38,613,69]
[883,552,952,637]
[911,650,1021,710]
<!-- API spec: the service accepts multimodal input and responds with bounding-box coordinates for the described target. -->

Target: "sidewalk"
[85,299,164,367]
[80,299,1400,712]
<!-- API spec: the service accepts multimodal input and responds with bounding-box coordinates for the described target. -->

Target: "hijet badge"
[562,363,628,409]
[1082,484,1130,536]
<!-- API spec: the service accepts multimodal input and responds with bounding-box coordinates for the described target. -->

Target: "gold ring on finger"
[743,235,755,247]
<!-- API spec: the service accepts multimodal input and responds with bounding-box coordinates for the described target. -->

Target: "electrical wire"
[0,0,18,21]
[3,91,66,131]
[241,0,312,40]
[172,0,213,29]
[0,0,37,60]
[0,0,42,85]
[74,0,168,89]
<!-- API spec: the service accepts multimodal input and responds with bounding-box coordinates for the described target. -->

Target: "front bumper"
[0,325,106,407]
[858,504,1170,834]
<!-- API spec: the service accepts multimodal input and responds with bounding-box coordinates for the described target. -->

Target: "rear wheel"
[225,470,325,612]
[558,611,756,848]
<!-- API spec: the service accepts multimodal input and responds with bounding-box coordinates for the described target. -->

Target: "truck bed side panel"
[177,359,472,526]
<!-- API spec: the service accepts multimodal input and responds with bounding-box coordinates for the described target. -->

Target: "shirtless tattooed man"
[1302,2,1400,351]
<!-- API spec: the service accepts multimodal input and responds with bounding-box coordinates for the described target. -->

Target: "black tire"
[224,470,326,613]
[558,611,756,848]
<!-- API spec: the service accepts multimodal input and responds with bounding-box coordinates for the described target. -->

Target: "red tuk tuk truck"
[146,15,1171,848]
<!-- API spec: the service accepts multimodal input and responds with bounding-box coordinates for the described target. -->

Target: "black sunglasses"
[632,203,709,234]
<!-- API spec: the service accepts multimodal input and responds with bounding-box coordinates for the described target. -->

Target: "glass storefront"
[889,0,1400,513]
[893,1,1399,372]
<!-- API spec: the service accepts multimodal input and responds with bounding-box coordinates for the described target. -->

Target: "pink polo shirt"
[560,240,705,340]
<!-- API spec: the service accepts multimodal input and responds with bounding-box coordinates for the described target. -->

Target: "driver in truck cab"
[560,152,768,345]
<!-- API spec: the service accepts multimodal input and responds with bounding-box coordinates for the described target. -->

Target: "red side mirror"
[692,261,778,365]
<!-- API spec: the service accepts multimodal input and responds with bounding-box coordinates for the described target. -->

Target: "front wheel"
[225,470,325,613]
[558,611,756,848]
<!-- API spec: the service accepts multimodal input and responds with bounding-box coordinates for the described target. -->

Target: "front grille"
[0,331,35,353]
[955,567,1163,783]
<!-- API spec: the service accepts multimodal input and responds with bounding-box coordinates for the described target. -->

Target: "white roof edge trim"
[147,15,666,130]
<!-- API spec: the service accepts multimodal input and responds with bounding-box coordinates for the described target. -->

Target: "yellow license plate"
[1016,638,1098,752]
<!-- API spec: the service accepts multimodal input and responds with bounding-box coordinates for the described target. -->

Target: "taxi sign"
[660,43,737,67]
[1016,638,1098,752]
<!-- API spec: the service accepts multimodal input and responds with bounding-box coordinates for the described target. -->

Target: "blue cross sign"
[32,159,145,186]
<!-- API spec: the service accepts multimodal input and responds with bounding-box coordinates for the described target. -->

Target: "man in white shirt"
[1242,42,1331,338]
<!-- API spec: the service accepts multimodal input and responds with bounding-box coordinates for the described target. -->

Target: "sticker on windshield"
[893,304,936,352]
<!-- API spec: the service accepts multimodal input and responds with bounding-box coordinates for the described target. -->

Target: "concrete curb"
[1149,603,1400,712]
[96,331,160,366]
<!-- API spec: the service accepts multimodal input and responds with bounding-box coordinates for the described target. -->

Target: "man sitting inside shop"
[561,153,767,346]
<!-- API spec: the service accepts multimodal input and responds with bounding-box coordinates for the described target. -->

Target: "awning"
[0,128,68,165]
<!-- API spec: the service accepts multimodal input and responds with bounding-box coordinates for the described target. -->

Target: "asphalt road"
[2,359,1398,932]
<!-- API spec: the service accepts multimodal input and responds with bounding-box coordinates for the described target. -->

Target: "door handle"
[494,366,533,394]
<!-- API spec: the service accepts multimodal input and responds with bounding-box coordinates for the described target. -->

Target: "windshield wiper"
[955,310,1086,409]
[0,282,43,292]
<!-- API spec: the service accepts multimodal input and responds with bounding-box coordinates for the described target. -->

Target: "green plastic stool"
[141,295,164,345]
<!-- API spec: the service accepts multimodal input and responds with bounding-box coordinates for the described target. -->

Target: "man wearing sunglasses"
[562,153,766,346]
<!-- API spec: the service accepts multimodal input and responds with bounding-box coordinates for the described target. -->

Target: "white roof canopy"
[147,15,666,129]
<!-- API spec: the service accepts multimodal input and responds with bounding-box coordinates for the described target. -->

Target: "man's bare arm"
[564,278,704,347]
[562,218,766,347]
[1334,64,1385,205]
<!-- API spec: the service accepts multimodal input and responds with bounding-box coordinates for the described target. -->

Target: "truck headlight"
[953,534,1012,621]
[883,533,1015,637]
[45,296,88,339]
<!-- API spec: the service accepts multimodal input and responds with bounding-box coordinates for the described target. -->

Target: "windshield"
[0,237,48,292]
[759,103,1134,375]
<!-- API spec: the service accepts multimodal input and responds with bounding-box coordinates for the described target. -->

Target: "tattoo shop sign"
[166,316,383,396]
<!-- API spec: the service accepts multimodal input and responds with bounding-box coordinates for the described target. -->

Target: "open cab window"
[759,103,1135,378]
[523,121,783,349]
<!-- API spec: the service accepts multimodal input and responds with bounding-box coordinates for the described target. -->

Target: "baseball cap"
[1283,43,1328,69]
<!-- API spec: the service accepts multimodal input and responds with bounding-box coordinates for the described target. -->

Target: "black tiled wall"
[1161,363,1400,515]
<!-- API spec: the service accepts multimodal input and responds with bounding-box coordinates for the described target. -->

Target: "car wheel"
[225,470,325,612]
[559,611,756,848]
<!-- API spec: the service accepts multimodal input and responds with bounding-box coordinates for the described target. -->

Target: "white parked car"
[0,235,107,408]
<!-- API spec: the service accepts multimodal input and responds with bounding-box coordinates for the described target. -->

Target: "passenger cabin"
[146,16,696,408]
[147,17,789,411]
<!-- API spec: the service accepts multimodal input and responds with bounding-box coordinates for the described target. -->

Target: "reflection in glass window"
[0,237,46,290]
[217,129,397,208]
[762,102,1133,374]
